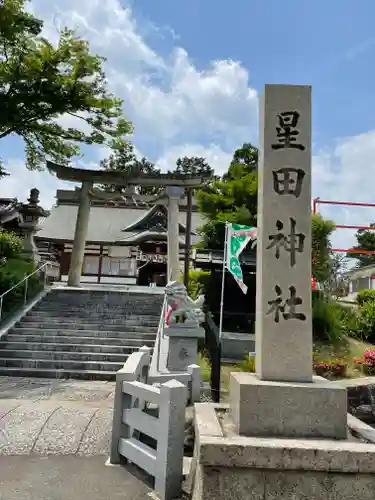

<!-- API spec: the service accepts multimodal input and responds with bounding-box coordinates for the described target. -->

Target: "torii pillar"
[68,181,92,287]
[166,186,184,282]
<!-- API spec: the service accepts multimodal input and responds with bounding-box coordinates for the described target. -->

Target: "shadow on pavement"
[0,455,154,500]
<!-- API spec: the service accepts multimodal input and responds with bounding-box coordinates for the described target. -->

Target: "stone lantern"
[18,188,49,262]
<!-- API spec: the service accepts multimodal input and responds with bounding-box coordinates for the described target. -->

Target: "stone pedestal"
[230,372,347,439]
[165,325,204,372]
[191,403,375,500]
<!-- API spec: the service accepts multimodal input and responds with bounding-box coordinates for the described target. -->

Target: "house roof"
[37,203,204,244]
[346,264,375,280]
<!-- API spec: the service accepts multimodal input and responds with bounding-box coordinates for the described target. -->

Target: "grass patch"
[197,353,211,383]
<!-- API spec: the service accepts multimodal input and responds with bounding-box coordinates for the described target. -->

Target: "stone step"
[0,349,130,363]
[34,299,162,305]
[29,309,161,318]
[18,321,159,331]
[45,290,163,301]
[0,357,123,372]
[0,366,116,381]
[22,314,159,324]
[33,295,164,306]
[32,297,158,303]
[26,310,161,319]
[10,327,157,337]
[0,341,143,354]
[3,334,155,346]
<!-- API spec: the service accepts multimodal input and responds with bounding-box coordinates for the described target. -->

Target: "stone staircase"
[0,288,163,380]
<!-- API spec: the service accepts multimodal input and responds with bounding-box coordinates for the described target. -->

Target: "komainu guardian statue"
[164,281,204,327]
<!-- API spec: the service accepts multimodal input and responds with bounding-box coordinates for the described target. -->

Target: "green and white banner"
[225,223,257,294]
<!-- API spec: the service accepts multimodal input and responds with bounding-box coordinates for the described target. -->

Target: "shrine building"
[36,188,205,286]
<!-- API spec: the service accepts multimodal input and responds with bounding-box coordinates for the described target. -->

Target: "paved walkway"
[0,377,156,499]
[0,376,115,456]
[0,456,153,500]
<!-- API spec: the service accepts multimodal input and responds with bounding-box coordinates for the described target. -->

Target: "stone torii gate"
[47,161,205,287]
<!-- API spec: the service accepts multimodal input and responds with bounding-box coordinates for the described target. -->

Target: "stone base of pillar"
[230,372,347,440]
[191,402,375,500]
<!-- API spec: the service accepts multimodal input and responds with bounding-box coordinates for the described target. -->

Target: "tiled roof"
[37,204,204,244]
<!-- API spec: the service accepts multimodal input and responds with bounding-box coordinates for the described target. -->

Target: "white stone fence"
[110,345,187,500]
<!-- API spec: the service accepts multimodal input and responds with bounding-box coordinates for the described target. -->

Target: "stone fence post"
[110,346,151,464]
[155,379,187,500]
[188,363,201,403]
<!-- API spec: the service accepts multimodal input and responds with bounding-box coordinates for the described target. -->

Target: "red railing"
[313,198,375,255]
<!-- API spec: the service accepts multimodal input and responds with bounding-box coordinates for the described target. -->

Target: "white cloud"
[312,130,375,254]
[156,143,232,174]
[1,0,258,208]
[30,0,258,146]
[0,159,72,209]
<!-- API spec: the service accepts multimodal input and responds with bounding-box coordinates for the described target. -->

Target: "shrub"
[353,350,375,375]
[312,297,344,343]
[0,258,43,322]
[355,300,375,342]
[331,303,360,339]
[357,289,375,306]
[313,358,347,378]
[0,231,23,260]
[186,270,210,299]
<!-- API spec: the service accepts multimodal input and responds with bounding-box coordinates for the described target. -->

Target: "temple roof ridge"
[121,202,197,235]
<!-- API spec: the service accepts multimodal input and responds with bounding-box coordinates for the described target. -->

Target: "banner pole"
[219,223,228,341]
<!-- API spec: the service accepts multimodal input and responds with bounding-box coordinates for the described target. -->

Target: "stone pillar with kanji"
[230,85,347,440]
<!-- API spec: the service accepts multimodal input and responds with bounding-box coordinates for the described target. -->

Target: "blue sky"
[134,0,375,143]
[2,0,375,255]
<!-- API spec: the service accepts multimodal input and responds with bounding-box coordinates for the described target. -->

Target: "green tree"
[197,143,258,249]
[171,156,215,180]
[223,142,258,178]
[0,0,132,171]
[100,144,161,195]
[311,214,336,283]
[197,143,335,283]
[328,253,349,296]
[0,231,23,260]
[347,224,375,267]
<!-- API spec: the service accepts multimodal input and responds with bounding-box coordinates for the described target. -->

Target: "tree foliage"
[173,156,216,181]
[0,231,23,260]
[327,253,349,296]
[197,143,258,249]
[100,152,216,196]
[0,0,133,170]
[197,143,335,284]
[99,144,161,195]
[347,223,375,267]
[311,214,336,283]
